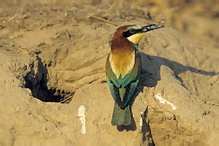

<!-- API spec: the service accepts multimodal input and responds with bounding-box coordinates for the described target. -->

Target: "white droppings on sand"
[155,93,177,110]
[139,112,144,132]
[78,105,86,134]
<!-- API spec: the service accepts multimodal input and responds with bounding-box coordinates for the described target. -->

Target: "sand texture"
[0,1,219,145]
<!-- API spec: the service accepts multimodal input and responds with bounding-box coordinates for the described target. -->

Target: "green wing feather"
[106,50,141,108]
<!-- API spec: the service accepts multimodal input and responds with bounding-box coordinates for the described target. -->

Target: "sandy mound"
[0,2,218,145]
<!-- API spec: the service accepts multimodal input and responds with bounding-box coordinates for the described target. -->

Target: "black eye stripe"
[122,29,141,38]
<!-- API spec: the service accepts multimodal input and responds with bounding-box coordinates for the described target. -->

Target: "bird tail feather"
[111,103,131,126]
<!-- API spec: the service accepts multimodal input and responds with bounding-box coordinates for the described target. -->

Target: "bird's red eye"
[130,29,135,33]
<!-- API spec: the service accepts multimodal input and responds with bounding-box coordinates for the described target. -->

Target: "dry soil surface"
[0,2,219,146]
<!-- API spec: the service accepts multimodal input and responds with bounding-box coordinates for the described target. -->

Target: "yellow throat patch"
[127,33,145,45]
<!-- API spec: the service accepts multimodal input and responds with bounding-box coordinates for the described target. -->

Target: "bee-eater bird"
[106,24,161,126]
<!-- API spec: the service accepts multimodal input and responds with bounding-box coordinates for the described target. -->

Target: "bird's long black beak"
[140,24,164,33]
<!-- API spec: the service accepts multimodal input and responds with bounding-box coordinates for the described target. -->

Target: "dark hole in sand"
[24,55,73,103]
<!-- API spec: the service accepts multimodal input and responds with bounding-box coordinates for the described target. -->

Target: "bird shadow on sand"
[118,52,218,133]
[138,52,218,90]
